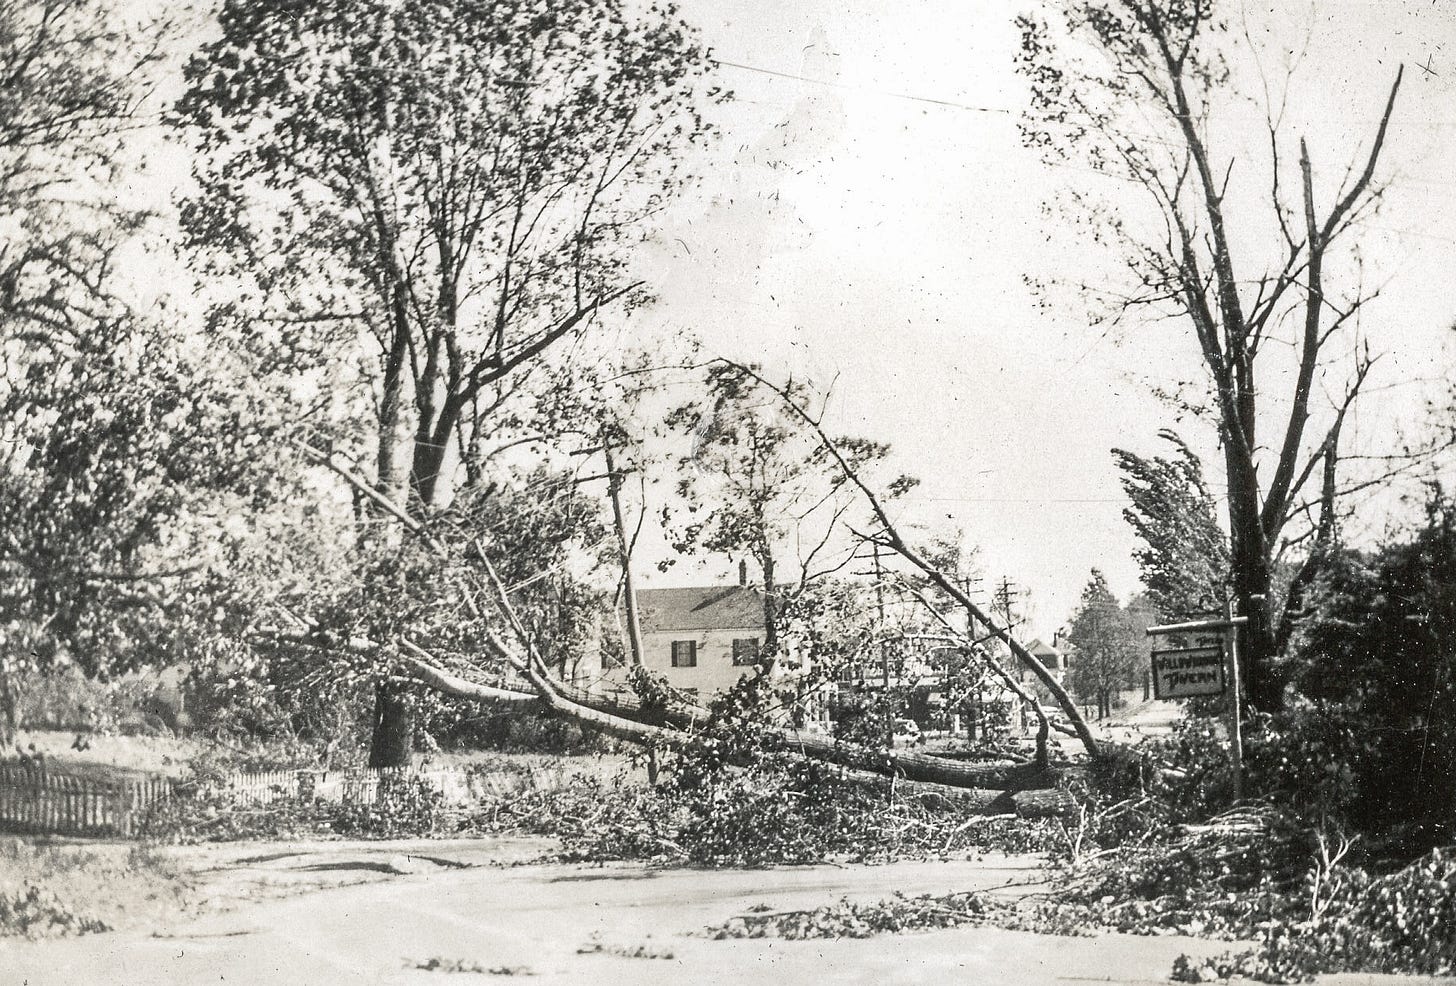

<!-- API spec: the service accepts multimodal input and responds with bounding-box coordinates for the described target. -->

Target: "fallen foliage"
[471,761,1065,866]
[705,891,995,940]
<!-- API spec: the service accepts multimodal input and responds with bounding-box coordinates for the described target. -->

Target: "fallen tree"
[711,361,1101,762]
[260,620,1069,793]
[282,419,1108,794]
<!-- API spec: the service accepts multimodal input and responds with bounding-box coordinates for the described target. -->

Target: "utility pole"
[1227,595,1249,804]
[958,573,982,739]
[994,577,1028,729]
[873,541,891,748]
[993,577,1019,629]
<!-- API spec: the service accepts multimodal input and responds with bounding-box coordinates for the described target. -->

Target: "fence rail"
[202,766,475,806]
[0,762,172,837]
[1,761,501,838]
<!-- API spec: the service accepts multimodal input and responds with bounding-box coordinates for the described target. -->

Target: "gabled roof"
[1025,637,1063,658]
[635,585,765,633]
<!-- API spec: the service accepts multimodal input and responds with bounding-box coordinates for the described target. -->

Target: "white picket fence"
[0,762,172,837]
[203,766,478,806]
[1,760,560,837]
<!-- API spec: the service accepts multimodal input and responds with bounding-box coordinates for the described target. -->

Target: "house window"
[671,640,697,668]
[732,638,760,666]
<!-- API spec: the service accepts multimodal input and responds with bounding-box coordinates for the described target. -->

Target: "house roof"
[635,585,765,633]
[1025,637,1063,658]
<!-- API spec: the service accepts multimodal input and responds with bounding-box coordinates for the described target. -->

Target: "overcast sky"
[622,0,1456,631]
[116,0,1456,633]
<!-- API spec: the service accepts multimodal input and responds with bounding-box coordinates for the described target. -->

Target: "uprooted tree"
[1018,0,1410,712]
[177,0,723,766]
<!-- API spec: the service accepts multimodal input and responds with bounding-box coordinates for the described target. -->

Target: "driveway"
[0,839,1444,986]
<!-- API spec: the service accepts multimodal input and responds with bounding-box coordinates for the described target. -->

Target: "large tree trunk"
[398,647,1070,791]
[1222,425,1282,713]
[759,545,778,660]
[377,331,408,502]
[367,683,414,768]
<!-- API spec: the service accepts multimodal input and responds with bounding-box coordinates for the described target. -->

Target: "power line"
[712,57,1015,116]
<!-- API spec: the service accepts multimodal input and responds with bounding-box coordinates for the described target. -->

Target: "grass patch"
[0,838,193,938]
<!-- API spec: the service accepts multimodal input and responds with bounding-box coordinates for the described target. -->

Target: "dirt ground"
[4,836,1447,986]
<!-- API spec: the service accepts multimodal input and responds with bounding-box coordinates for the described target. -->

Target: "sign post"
[1224,599,1243,803]
[1147,610,1248,804]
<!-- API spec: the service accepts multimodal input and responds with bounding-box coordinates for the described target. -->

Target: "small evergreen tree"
[1065,570,1142,719]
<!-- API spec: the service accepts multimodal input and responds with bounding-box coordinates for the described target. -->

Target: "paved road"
[0,842,1444,986]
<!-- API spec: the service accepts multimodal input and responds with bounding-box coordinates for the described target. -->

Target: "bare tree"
[1018,1,1405,711]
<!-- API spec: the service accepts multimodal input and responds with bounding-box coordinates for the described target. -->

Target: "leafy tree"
[1284,494,1456,852]
[666,363,890,664]
[1114,431,1229,619]
[177,0,721,507]
[1065,570,1141,719]
[0,1,273,741]
[1019,0,1406,712]
[177,0,722,765]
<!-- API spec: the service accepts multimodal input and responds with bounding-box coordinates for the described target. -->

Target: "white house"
[595,570,818,719]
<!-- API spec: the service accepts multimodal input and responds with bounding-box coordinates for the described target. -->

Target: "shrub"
[143,770,455,842]
[0,883,110,938]
[0,839,189,937]
[18,668,181,736]
[1279,498,1456,854]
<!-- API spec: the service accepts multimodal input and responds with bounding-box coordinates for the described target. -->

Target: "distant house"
[631,583,768,702]
[596,571,815,716]
[1024,637,1066,676]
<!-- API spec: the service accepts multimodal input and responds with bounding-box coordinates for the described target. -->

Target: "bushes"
[139,789,335,843]
[1005,770,1456,985]
[144,770,454,842]
[18,668,186,736]
[1279,497,1456,854]
[0,883,110,937]
[1167,848,1456,983]
[331,773,447,839]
